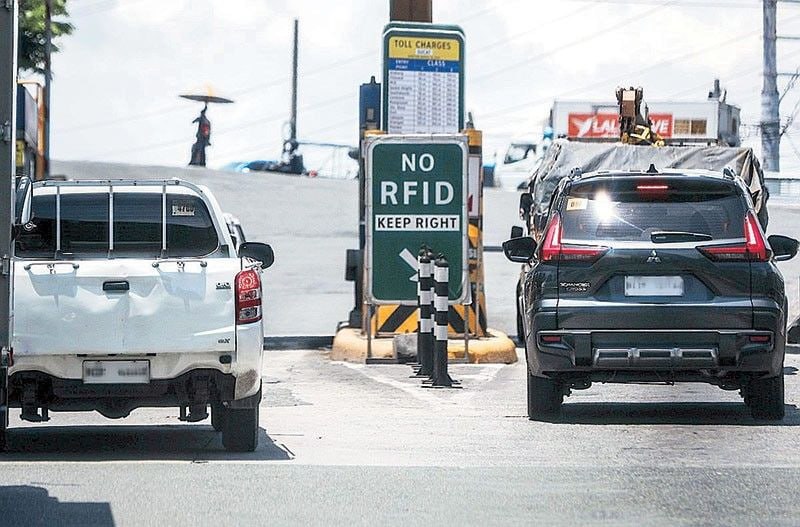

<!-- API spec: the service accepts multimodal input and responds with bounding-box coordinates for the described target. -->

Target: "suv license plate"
[83,360,150,384]
[624,276,684,297]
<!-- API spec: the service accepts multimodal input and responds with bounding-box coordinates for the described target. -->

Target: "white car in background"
[493,136,543,191]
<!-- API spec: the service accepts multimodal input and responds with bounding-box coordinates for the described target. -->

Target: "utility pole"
[284,18,299,165]
[762,0,781,171]
[390,0,432,22]
[0,0,18,449]
[44,0,52,178]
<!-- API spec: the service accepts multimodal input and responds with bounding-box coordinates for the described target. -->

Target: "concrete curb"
[331,327,518,364]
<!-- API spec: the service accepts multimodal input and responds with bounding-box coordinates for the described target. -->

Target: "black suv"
[504,169,798,420]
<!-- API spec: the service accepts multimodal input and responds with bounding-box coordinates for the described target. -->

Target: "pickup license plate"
[83,360,150,384]
[624,276,684,297]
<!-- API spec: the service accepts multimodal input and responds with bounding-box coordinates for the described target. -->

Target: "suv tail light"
[698,212,770,262]
[235,268,262,325]
[541,213,608,263]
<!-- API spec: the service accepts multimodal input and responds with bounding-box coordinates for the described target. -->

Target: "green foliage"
[17,0,74,74]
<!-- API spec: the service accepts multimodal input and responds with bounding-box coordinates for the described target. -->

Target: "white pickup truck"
[3,179,274,452]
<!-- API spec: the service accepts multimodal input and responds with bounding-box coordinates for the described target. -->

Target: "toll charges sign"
[383,25,465,135]
[567,112,674,138]
[366,135,468,305]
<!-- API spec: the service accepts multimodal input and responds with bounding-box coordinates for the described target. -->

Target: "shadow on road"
[0,425,293,462]
[549,402,800,426]
[0,485,114,526]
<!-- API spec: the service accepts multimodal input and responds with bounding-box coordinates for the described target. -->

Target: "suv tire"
[527,370,563,420]
[747,374,784,420]
[222,407,260,452]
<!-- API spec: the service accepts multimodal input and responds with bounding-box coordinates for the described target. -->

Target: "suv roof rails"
[569,167,583,179]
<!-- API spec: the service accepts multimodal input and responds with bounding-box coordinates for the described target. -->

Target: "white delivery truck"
[3,179,274,452]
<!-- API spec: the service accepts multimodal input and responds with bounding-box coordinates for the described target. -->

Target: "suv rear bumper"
[527,306,786,380]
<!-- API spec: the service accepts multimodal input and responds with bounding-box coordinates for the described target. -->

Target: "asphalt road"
[2,349,800,525]
[2,162,796,525]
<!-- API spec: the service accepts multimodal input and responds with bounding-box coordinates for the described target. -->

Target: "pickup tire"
[527,370,563,420]
[221,407,259,452]
[747,374,784,420]
[0,408,7,452]
[0,368,7,452]
[211,403,226,432]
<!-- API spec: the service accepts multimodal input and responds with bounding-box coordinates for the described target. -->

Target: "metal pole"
[0,0,18,450]
[390,0,432,22]
[44,0,52,178]
[762,0,781,171]
[366,303,373,361]
[290,18,299,148]
[415,249,433,377]
[430,256,453,387]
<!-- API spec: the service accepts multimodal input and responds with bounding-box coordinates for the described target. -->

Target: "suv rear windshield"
[560,178,746,242]
[16,192,220,258]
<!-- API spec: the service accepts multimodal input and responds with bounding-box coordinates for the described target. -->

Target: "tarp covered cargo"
[527,140,769,227]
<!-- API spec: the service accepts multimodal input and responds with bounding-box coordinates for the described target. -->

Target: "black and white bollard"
[414,249,434,378]
[430,256,455,388]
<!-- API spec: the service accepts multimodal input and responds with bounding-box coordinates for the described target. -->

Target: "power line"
[476,15,800,125]
[93,92,352,158]
[470,1,676,84]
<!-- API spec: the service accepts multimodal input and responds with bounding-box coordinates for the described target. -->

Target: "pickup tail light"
[541,212,608,263]
[698,212,769,262]
[235,268,262,325]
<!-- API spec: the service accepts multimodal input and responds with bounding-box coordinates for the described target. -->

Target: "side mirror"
[519,192,533,222]
[510,226,524,239]
[502,236,537,263]
[768,235,798,261]
[15,176,32,226]
[239,242,275,269]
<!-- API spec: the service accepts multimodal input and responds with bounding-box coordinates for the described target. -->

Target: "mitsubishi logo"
[646,250,662,264]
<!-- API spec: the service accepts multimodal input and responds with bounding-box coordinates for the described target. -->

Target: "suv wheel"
[527,370,563,420]
[222,407,260,452]
[747,375,784,420]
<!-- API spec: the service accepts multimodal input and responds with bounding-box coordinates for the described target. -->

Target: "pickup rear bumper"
[7,368,260,419]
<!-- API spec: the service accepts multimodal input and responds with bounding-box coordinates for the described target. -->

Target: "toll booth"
[15,85,39,178]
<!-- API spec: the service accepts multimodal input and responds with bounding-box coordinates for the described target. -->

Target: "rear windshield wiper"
[651,231,713,243]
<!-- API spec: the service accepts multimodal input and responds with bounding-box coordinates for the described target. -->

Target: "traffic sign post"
[366,134,468,306]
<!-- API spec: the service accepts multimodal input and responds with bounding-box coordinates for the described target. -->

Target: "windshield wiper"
[651,231,713,243]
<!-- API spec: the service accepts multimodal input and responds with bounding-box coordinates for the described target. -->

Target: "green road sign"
[382,22,465,135]
[366,135,468,305]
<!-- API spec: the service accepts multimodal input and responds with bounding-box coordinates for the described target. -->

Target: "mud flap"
[789,314,800,344]
[227,385,262,409]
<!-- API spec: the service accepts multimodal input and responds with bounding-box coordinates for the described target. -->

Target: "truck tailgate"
[12,259,239,356]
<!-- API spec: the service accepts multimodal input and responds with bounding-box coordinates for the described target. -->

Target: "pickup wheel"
[221,407,259,452]
[0,407,7,452]
[527,370,563,420]
[747,375,784,420]
[211,403,226,432]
